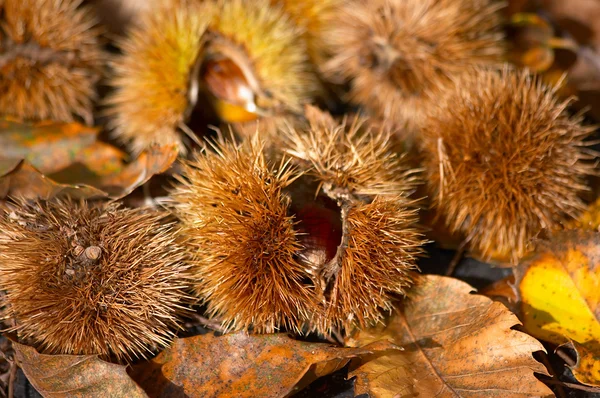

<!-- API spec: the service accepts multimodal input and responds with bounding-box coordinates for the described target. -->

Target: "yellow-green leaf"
[515,230,600,386]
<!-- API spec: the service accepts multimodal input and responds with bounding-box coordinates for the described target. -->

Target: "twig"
[446,240,467,276]
[538,352,567,398]
[544,379,600,394]
[555,348,577,367]
[7,361,15,398]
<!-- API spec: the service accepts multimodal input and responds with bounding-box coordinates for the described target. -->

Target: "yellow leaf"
[515,230,600,386]
[569,197,600,231]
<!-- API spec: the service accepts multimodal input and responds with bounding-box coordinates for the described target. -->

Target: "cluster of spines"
[214,0,317,112]
[322,0,505,136]
[171,136,318,333]
[283,110,420,198]
[273,0,341,66]
[107,0,318,155]
[107,0,214,154]
[283,110,425,332]
[0,0,104,123]
[420,67,596,262]
[170,108,425,334]
[0,199,191,362]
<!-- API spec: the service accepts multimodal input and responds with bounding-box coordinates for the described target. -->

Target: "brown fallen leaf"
[0,145,177,201]
[506,12,579,104]
[346,275,552,398]
[479,275,519,314]
[514,230,600,386]
[12,339,147,398]
[129,332,398,398]
[95,144,178,198]
[72,142,127,176]
[0,117,98,174]
[508,13,558,72]
[0,160,107,200]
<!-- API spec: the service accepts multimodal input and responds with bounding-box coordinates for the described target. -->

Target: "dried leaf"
[480,275,519,314]
[130,332,397,398]
[12,340,147,398]
[96,144,177,198]
[506,12,579,102]
[0,160,106,200]
[508,14,557,72]
[73,142,127,176]
[520,1,600,121]
[514,230,600,386]
[347,275,552,397]
[0,145,177,201]
[0,117,98,174]
[571,341,600,386]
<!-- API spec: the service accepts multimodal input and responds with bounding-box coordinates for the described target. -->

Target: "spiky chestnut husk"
[272,0,341,66]
[84,0,153,35]
[0,0,103,124]
[283,109,425,333]
[322,0,504,138]
[311,198,422,333]
[107,0,317,154]
[420,68,597,263]
[213,0,318,113]
[0,199,191,362]
[171,136,319,333]
[230,105,335,158]
[284,108,420,198]
[106,0,213,154]
[172,110,424,334]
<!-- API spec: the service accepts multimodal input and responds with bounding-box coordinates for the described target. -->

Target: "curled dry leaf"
[0,159,106,200]
[0,145,177,200]
[69,142,126,177]
[12,339,147,398]
[0,117,98,174]
[479,275,519,314]
[346,275,552,398]
[130,332,398,398]
[514,230,600,386]
[85,143,178,198]
[507,13,578,74]
[508,14,557,72]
